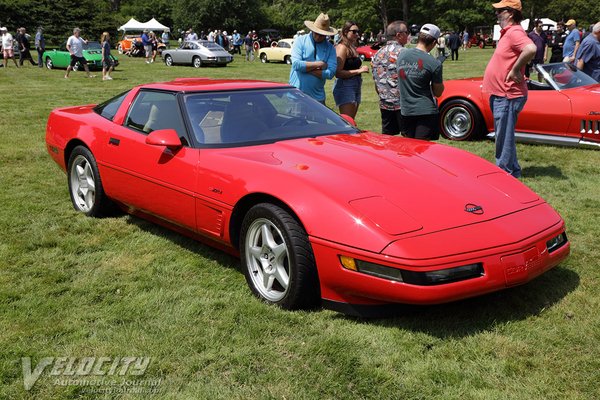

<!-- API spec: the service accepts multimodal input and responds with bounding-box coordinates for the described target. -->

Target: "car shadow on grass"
[335,266,579,337]
[523,165,567,179]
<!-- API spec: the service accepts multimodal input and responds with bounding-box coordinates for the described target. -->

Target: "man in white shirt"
[65,27,94,78]
[1,27,19,68]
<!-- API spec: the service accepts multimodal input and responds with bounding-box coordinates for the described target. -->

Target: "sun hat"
[304,13,338,36]
[565,19,576,26]
[492,0,522,11]
[420,23,441,40]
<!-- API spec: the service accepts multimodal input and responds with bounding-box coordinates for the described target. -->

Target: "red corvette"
[438,63,600,149]
[356,42,382,61]
[46,78,570,315]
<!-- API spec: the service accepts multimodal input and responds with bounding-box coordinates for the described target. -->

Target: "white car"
[258,39,294,64]
[162,40,233,68]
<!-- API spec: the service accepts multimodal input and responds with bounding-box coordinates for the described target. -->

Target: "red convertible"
[46,78,570,315]
[357,42,382,61]
[438,63,600,148]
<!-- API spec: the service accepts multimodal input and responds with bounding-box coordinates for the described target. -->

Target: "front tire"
[164,54,173,66]
[284,55,291,65]
[67,146,114,217]
[439,99,484,141]
[117,44,123,54]
[260,53,268,63]
[240,203,320,310]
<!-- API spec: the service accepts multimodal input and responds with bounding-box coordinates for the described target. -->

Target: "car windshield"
[198,41,225,50]
[82,42,102,50]
[537,63,598,90]
[182,88,360,147]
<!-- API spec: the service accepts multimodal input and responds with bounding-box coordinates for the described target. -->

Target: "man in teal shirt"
[396,24,445,140]
[289,14,338,104]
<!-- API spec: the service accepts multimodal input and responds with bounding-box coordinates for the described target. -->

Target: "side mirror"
[145,129,182,148]
[340,114,357,127]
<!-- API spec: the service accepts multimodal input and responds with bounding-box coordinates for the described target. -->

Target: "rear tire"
[67,146,114,217]
[439,99,484,141]
[45,57,53,69]
[260,53,268,63]
[193,56,202,68]
[240,203,320,310]
[164,54,173,66]
[284,55,291,65]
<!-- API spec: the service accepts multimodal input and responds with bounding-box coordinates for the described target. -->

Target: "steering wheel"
[282,117,308,127]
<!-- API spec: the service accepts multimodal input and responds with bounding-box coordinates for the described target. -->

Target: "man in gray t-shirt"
[396,24,444,140]
[65,27,94,78]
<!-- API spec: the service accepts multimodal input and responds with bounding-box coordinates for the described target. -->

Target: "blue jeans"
[490,95,527,178]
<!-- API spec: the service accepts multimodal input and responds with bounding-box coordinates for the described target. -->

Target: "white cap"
[0,27,7,31]
[420,23,441,40]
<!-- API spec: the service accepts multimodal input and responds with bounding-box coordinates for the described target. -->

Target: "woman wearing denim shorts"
[332,21,369,118]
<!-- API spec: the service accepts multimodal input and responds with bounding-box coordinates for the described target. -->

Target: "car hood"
[225,132,542,242]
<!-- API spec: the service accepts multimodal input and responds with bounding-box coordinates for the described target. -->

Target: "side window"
[94,90,130,121]
[124,91,186,137]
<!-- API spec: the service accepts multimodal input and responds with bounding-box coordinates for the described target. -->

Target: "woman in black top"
[333,21,369,118]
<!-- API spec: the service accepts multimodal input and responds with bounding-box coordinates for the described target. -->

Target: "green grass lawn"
[1,48,599,399]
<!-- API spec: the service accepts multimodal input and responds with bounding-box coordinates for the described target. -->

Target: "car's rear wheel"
[260,53,268,63]
[241,203,320,310]
[164,54,173,66]
[192,56,202,68]
[117,44,123,54]
[359,54,365,61]
[284,55,291,65]
[45,57,53,69]
[440,99,484,141]
[67,146,113,217]
[73,62,80,72]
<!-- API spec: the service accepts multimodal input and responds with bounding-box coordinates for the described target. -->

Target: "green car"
[43,41,119,70]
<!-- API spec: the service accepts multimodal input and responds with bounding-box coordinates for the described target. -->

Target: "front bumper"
[312,204,570,307]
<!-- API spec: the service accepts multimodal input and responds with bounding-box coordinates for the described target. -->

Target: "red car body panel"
[46,79,570,309]
[438,76,600,147]
[356,43,381,61]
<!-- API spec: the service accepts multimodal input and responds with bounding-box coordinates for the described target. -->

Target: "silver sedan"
[162,40,233,68]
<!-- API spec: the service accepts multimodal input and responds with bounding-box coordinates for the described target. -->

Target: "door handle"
[108,137,120,146]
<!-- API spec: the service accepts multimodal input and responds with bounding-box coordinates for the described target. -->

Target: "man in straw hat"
[289,13,338,104]
[482,0,536,178]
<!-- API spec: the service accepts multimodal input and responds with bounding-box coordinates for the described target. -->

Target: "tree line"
[1,0,598,46]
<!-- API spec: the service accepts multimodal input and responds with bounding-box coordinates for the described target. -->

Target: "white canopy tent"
[118,18,170,32]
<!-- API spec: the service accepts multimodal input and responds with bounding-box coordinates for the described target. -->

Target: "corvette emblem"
[465,204,484,215]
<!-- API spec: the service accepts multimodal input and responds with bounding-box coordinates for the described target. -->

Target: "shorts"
[3,48,14,57]
[70,55,87,67]
[103,58,115,69]
[144,45,153,57]
[380,108,405,135]
[333,75,362,107]
[402,114,440,140]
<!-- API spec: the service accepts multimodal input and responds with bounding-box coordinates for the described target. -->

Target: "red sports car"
[357,42,382,61]
[438,63,600,148]
[46,78,570,315]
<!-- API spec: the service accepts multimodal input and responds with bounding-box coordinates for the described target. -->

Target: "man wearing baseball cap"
[396,23,444,140]
[482,0,536,178]
[289,13,338,103]
[563,19,580,62]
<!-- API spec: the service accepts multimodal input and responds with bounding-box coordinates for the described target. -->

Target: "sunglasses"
[349,29,361,34]
[495,7,511,15]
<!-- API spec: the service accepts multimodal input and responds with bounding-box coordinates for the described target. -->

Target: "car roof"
[140,78,293,92]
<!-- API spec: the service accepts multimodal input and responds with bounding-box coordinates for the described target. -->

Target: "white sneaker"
[145,60,150,64]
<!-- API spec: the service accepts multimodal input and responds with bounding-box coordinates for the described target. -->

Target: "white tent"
[118,18,170,32]
[493,18,557,41]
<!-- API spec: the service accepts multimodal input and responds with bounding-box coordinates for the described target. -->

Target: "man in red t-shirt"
[482,0,536,178]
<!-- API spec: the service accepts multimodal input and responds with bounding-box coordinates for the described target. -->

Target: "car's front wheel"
[117,44,123,54]
[164,54,173,66]
[67,146,114,217]
[260,53,268,63]
[359,54,365,61]
[284,55,291,65]
[240,203,320,310]
[439,99,484,141]
[192,56,202,68]
[45,57,53,69]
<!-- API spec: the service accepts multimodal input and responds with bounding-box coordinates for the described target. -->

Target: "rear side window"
[94,90,130,121]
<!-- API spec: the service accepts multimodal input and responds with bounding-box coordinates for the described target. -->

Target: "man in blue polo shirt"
[289,13,338,104]
[576,22,600,82]
[563,19,581,63]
